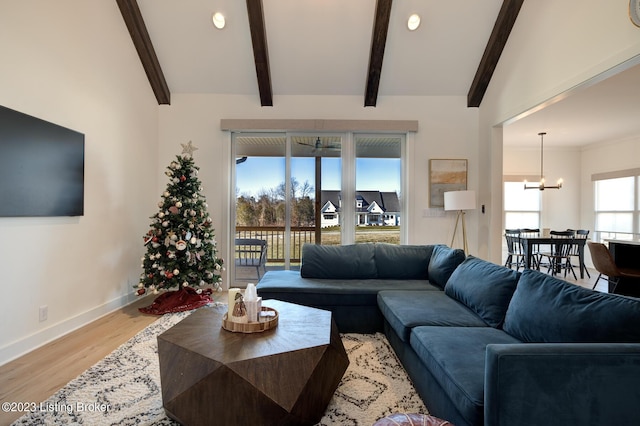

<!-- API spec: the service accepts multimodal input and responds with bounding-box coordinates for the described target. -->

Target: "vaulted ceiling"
[117,0,522,108]
[117,1,640,149]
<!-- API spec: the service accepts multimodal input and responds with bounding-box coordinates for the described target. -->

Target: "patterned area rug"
[12,308,427,425]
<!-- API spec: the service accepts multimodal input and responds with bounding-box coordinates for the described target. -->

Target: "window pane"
[595,212,633,233]
[234,135,286,283]
[355,135,401,244]
[504,182,540,211]
[595,177,634,210]
[235,135,286,228]
[291,136,342,248]
[505,212,539,229]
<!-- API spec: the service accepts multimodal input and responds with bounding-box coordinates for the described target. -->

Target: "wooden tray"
[222,307,278,333]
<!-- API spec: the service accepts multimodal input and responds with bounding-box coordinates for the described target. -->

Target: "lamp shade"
[444,190,476,211]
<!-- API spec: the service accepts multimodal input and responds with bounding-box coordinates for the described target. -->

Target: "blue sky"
[236,157,400,197]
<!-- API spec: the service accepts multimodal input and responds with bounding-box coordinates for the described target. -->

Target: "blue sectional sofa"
[256,243,640,426]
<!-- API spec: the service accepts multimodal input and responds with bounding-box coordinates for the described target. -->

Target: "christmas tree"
[136,142,223,313]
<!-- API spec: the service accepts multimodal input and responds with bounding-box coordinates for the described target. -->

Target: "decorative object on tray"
[222,306,278,333]
[227,287,241,310]
[243,283,262,322]
[230,291,248,323]
[137,142,224,314]
[223,284,272,332]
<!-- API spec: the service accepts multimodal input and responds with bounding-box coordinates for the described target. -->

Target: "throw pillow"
[444,256,520,328]
[427,245,466,289]
[503,269,640,343]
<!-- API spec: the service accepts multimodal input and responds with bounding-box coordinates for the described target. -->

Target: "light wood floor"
[0,292,226,426]
[0,268,597,426]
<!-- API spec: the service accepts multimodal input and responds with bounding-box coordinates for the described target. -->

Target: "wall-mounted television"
[0,105,85,217]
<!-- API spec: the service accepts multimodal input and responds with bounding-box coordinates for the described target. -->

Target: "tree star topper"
[181,141,198,157]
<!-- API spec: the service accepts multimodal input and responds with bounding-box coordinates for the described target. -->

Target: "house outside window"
[321,191,399,228]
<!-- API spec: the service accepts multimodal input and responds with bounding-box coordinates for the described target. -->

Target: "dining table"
[519,234,588,279]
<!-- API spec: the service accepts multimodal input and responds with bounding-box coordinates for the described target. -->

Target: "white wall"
[581,135,640,232]
[503,145,582,231]
[0,1,159,364]
[479,0,640,263]
[157,94,480,284]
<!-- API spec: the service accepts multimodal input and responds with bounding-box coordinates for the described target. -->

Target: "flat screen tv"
[0,105,85,217]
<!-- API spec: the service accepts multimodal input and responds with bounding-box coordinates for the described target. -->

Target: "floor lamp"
[444,190,476,254]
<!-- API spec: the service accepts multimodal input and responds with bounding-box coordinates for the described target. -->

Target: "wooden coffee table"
[157,299,349,426]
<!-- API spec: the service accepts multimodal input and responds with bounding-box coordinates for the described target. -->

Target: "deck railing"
[234,225,400,265]
[235,226,316,263]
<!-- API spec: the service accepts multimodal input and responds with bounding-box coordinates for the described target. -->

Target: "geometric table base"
[158,300,349,425]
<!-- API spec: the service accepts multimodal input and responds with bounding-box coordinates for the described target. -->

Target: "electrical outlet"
[39,305,48,322]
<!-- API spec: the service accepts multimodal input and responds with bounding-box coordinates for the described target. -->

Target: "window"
[355,135,402,244]
[594,174,639,241]
[503,181,541,229]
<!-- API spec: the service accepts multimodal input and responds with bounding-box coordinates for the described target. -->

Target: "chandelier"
[524,132,563,190]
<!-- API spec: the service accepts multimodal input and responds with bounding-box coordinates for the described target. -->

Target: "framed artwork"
[429,159,467,207]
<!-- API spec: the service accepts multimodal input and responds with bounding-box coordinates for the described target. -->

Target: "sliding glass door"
[232,131,405,284]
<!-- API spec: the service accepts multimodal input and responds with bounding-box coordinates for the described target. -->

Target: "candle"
[228,288,240,320]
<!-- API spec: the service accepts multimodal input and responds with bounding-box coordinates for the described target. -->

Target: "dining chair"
[504,229,525,270]
[568,229,591,278]
[538,231,577,279]
[519,228,540,237]
[587,241,640,293]
[520,228,541,269]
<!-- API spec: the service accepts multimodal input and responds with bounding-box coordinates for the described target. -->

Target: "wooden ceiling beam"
[364,0,393,107]
[116,0,170,105]
[467,0,524,108]
[246,0,273,107]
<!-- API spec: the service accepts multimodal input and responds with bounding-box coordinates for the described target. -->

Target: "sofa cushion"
[258,270,439,306]
[375,244,434,279]
[378,290,488,342]
[427,245,466,289]
[410,326,521,426]
[503,269,640,343]
[444,256,520,328]
[300,243,377,279]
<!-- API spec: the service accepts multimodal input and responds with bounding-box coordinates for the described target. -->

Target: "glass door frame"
[231,130,408,278]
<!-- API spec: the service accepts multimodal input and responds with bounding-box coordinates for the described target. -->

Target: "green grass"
[322,226,400,245]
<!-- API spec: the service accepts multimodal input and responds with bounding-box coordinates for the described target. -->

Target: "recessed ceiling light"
[212,12,226,29]
[407,14,420,31]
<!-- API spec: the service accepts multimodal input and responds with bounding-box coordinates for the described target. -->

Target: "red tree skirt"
[139,286,213,315]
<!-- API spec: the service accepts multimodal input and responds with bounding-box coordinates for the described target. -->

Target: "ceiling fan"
[297,137,341,153]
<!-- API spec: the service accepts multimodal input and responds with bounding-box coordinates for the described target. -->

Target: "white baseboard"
[0,292,137,366]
